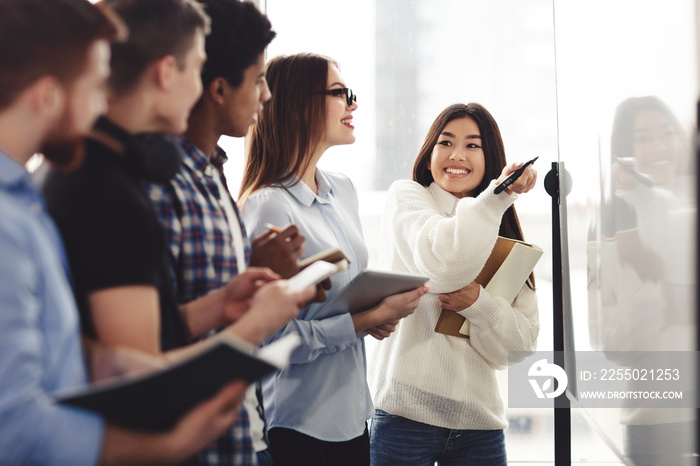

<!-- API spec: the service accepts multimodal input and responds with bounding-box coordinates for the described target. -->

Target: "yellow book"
[434,237,543,338]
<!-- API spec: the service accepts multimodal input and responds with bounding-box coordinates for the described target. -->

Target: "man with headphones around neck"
[43,1,315,463]
[147,2,307,464]
[0,0,251,464]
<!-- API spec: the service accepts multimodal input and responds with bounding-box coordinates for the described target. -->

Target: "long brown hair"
[413,103,534,287]
[239,53,337,201]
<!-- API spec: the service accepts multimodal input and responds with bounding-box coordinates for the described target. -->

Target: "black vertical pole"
[544,162,571,465]
[695,99,699,464]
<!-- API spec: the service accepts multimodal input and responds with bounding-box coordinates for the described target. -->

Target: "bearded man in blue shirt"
[0,1,247,464]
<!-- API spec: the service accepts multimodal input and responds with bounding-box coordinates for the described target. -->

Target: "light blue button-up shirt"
[0,151,104,465]
[242,169,372,442]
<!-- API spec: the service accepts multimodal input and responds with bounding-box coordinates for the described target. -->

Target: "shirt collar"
[0,150,31,190]
[174,135,229,174]
[428,181,460,215]
[282,169,335,207]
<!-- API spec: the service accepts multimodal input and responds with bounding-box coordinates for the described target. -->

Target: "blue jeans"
[369,410,506,466]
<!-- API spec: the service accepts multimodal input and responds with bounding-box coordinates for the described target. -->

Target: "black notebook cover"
[53,334,298,431]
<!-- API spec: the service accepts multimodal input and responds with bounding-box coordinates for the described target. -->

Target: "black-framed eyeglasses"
[315,87,357,107]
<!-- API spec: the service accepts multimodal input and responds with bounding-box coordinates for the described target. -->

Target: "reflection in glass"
[588,96,696,465]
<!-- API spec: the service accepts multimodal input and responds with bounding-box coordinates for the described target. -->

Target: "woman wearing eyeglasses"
[239,52,428,466]
[367,103,539,465]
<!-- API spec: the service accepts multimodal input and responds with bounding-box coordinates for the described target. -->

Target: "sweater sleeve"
[384,180,516,293]
[458,284,539,369]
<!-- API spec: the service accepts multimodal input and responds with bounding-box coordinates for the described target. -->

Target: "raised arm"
[384,180,516,293]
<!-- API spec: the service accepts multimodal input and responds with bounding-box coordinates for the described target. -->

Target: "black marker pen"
[494,156,539,194]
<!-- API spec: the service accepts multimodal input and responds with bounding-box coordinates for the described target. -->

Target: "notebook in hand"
[286,260,343,291]
[297,246,350,272]
[53,333,301,431]
[434,237,543,338]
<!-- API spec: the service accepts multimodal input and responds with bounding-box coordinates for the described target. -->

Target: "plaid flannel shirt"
[148,135,255,466]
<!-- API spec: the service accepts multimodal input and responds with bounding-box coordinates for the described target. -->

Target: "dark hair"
[0,0,124,110]
[240,53,336,200]
[413,103,507,194]
[611,95,687,166]
[414,103,533,286]
[198,0,275,89]
[102,0,210,97]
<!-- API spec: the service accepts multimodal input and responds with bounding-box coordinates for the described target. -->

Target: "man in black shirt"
[45,0,311,355]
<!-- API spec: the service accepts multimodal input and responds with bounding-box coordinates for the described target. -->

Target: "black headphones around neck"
[93,116,183,184]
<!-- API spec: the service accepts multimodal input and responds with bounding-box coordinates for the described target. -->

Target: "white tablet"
[323,269,428,314]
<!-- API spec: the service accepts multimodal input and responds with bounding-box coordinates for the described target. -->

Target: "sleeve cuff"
[319,312,358,352]
[457,286,502,330]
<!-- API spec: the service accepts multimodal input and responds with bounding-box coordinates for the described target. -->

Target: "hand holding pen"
[248,223,305,279]
[494,156,538,195]
[258,223,331,303]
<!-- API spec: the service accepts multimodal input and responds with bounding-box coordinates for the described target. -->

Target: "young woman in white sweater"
[368,103,539,465]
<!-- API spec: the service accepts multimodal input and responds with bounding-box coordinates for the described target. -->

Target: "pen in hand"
[494,156,539,194]
[264,223,281,234]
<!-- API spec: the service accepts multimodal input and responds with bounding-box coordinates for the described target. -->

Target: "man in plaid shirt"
[148,1,305,464]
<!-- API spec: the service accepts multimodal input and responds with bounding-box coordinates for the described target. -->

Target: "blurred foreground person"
[0,1,247,464]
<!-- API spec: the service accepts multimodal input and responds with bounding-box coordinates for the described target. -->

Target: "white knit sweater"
[367,180,539,430]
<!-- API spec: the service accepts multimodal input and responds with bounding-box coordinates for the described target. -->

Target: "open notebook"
[53,333,301,431]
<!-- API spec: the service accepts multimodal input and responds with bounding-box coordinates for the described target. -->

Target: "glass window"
[554,0,697,464]
[221,1,697,463]
[223,0,557,462]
